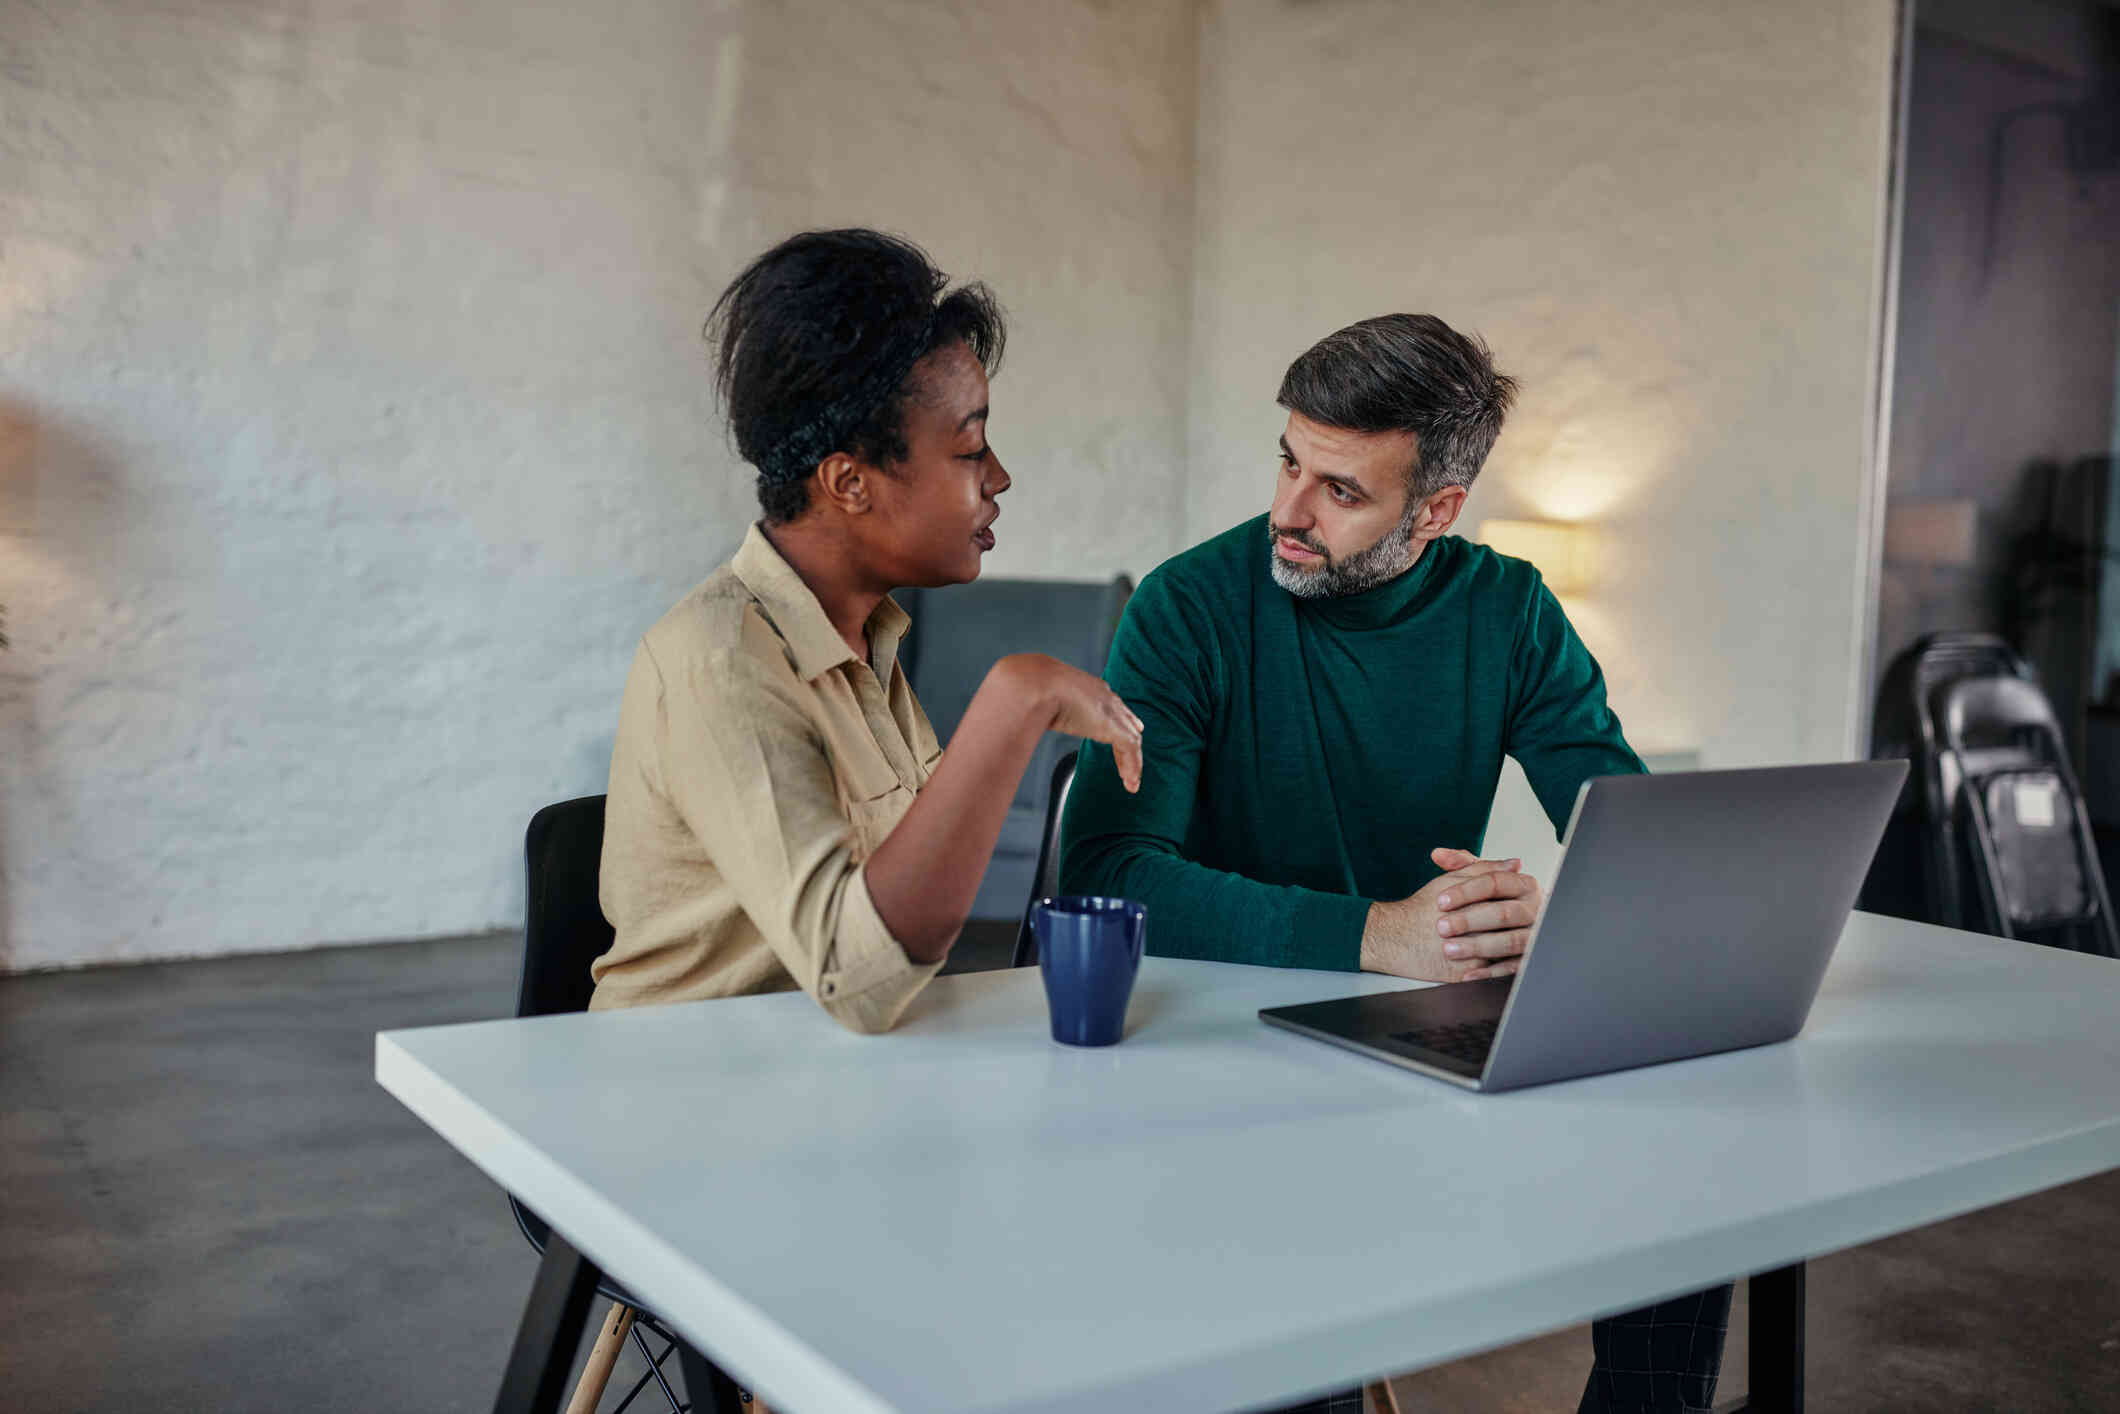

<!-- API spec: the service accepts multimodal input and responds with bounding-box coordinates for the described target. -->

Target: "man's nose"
[1273,479,1313,529]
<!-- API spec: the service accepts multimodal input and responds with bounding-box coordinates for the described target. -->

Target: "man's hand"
[1359,847,1543,983]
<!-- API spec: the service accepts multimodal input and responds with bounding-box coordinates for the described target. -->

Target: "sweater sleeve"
[1059,572,1372,970]
[1506,574,1647,837]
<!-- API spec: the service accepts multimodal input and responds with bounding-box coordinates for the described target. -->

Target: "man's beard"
[1267,503,1422,599]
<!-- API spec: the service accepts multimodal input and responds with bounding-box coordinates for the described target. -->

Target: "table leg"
[1735,1262,1805,1414]
[678,1339,750,1414]
[492,1230,603,1414]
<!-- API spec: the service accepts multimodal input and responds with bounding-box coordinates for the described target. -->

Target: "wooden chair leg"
[1363,1379,1404,1414]
[563,1302,636,1414]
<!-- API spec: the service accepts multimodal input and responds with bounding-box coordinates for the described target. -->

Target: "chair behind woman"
[515,795,743,1413]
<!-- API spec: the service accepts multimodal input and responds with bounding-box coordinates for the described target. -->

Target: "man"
[1061,314,1730,1414]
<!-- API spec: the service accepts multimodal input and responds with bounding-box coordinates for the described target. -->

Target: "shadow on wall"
[0,398,141,972]
[0,401,38,971]
[0,401,22,970]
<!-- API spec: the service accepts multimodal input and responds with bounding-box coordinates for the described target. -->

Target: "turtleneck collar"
[1282,532,1457,631]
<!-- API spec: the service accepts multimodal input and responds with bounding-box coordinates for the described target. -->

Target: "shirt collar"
[731,523,912,682]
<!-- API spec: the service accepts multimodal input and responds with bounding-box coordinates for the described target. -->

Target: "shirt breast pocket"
[838,766,913,856]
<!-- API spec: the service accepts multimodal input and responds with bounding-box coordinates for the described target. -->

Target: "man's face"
[1268,412,1430,598]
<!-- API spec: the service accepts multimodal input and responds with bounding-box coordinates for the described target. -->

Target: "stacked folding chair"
[1866,632,2118,956]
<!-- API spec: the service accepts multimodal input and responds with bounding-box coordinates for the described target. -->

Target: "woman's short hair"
[1276,314,1517,501]
[706,229,1006,523]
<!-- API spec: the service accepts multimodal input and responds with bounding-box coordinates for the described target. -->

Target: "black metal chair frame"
[1869,632,2040,931]
[501,795,748,1414]
[1011,750,1078,968]
[1935,676,2120,957]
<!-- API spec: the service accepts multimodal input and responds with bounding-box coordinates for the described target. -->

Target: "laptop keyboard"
[1391,1018,1499,1066]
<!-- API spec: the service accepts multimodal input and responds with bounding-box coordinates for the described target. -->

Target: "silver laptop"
[1258,761,1908,1092]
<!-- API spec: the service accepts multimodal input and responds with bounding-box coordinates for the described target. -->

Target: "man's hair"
[706,229,1006,524]
[1276,314,1517,501]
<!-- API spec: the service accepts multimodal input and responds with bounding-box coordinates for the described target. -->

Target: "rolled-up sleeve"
[646,639,941,1034]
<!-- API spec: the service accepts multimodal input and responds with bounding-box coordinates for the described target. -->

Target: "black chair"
[1011,751,1078,967]
[1934,676,2120,956]
[515,796,746,1414]
[899,577,1130,919]
[1864,632,2040,929]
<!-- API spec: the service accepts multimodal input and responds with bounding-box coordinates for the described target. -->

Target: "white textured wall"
[1189,0,1897,797]
[0,0,1196,970]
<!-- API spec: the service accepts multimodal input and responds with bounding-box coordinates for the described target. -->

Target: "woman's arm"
[865,653,1142,962]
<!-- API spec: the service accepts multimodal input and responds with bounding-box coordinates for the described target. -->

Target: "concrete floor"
[4,929,2117,1413]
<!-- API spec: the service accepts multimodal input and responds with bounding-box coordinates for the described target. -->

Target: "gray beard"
[1266,505,1421,599]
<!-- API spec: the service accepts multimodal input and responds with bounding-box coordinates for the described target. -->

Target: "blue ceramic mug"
[1032,896,1147,1047]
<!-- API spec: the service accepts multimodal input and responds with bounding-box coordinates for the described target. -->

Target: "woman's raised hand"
[993,654,1145,793]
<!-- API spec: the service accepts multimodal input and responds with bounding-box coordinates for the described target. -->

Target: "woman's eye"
[961,446,989,462]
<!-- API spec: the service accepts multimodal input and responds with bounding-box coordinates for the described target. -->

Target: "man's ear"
[813,453,870,515]
[1413,485,1468,540]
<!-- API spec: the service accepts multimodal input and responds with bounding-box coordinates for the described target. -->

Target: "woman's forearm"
[864,656,1054,962]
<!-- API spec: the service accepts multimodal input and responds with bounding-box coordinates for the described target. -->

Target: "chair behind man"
[517,795,747,1414]
[899,575,1130,919]
[1011,750,1078,967]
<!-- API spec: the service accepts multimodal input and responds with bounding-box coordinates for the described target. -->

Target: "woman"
[590,229,1143,1034]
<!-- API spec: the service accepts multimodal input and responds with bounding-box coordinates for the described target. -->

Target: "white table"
[377,913,2120,1414]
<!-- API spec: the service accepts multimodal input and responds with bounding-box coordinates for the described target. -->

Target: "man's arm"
[1059,574,1371,970]
[1389,573,1631,984]
[1506,575,1646,835]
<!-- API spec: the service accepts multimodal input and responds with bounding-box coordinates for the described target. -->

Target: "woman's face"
[859,340,1011,588]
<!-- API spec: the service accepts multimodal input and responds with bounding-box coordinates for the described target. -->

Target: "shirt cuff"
[815,867,946,1025]
[1287,887,1372,972]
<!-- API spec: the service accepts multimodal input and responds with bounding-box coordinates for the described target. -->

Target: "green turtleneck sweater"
[1059,515,1643,971]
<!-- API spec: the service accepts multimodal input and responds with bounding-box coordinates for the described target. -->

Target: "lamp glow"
[1478,519,1591,595]
[1882,500,1978,568]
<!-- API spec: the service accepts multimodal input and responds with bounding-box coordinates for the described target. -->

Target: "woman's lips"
[975,527,997,551]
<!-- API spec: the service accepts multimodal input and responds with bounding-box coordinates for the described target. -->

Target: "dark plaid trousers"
[1268,1283,1734,1414]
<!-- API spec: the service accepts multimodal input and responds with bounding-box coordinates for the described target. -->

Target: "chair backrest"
[511,795,615,1256]
[519,794,615,1018]
[1012,750,1079,967]
[1933,674,2078,816]
[1937,674,2065,756]
[899,576,1130,816]
[1871,631,2036,765]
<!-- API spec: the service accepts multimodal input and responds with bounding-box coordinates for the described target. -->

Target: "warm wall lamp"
[1881,499,1978,569]
[1478,519,1592,595]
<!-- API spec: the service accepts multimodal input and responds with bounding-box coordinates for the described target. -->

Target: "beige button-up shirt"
[590,524,945,1033]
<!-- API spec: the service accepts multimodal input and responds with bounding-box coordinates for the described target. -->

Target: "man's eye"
[1329,484,1355,504]
[1279,453,1296,473]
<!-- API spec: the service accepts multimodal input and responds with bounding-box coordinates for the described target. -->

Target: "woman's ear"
[813,453,871,515]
